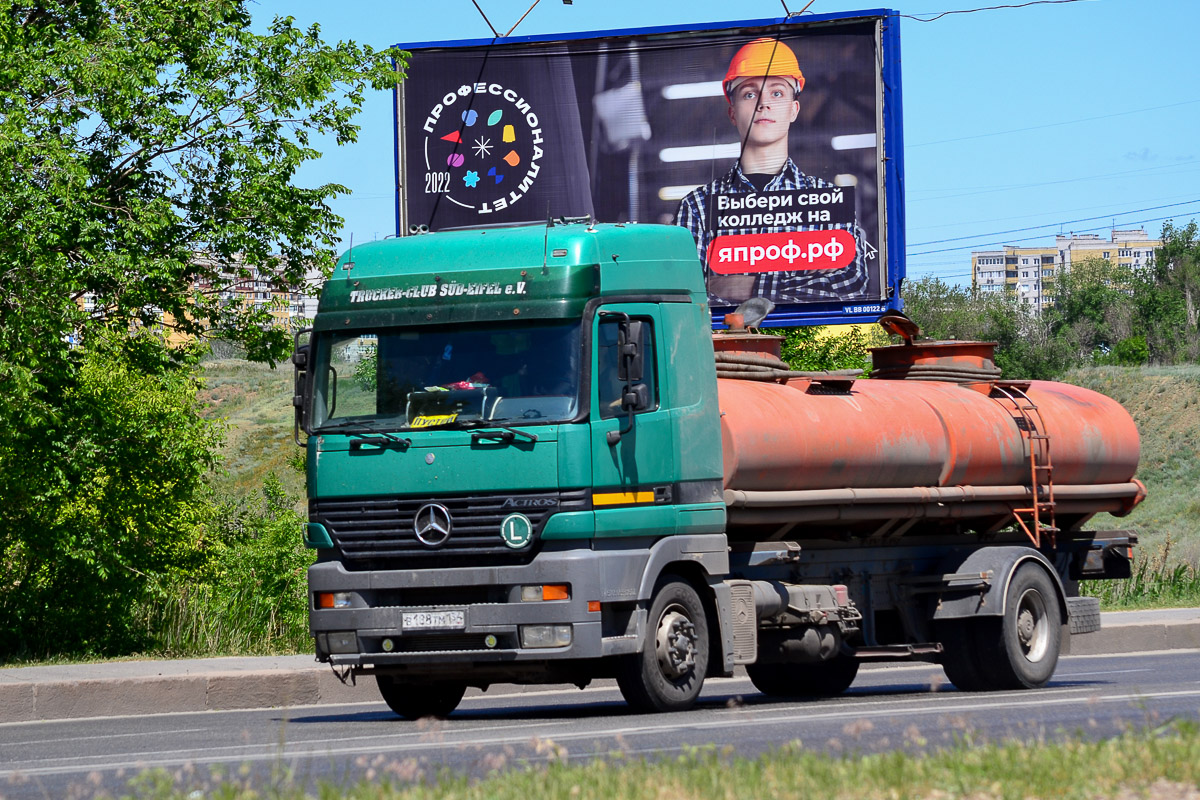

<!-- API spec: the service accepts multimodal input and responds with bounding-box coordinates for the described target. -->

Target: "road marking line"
[5,686,1199,779]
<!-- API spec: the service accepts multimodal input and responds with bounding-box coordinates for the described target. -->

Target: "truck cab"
[297,221,735,716]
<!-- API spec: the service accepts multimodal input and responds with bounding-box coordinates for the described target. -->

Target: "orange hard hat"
[723,38,805,101]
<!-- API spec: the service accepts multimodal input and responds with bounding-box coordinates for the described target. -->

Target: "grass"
[1063,365,1200,566]
[44,721,1200,799]
[1082,537,1200,610]
[199,357,306,506]
[136,581,310,657]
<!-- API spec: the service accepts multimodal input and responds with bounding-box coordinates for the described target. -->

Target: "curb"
[0,666,364,724]
[2,613,1197,722]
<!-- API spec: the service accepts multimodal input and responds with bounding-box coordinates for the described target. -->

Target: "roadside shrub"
[140,474,312,656]
[0,336,219,660]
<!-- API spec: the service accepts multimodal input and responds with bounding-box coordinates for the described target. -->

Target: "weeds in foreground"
[24,720,1200,800]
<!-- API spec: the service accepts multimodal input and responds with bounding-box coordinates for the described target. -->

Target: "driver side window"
[596,317,657,420]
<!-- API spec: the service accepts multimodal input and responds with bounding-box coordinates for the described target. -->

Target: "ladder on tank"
[993,382,1057,549]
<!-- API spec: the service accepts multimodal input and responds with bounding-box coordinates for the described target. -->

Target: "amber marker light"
[587,601,601,613]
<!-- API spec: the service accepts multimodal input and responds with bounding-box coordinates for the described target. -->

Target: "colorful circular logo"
[420,82,545,217]
[500,513,533,549]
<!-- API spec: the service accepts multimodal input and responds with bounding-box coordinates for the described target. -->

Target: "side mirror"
[622,382,650,412]
[617,320,644,383]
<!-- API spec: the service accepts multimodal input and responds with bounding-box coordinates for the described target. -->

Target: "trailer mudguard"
[930,546,1069,624]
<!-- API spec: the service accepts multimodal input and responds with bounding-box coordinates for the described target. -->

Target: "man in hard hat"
[675,37,870,306]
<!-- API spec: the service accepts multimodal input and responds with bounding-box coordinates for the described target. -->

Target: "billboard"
[394,9,905,326]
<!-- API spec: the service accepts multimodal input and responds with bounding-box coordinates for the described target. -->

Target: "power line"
[909,99,1200,148]
[907,199,1200,247]
[909,191,1200,234]
[898,0,1093,23]
[908,212,1196,256]
[909,159,1200,204]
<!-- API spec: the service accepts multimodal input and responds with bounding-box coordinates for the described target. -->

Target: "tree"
[1,1,403,365]
[0,2,405,657]
[1154,220,1200,359]
[901,277,1074,380]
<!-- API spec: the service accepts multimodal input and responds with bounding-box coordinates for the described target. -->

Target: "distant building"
[77,255,319,347]
[971,228,1160,310]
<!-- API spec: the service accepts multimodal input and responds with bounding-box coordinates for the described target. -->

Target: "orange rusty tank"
[718,377,1140,491]
[714,338,1142,530]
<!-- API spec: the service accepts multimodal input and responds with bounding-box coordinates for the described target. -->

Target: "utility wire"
[468,0,499,37]
[909,159,1200,204]
[908,199,1200,247]
[898,0,1092,23]
[505,0,544,37]
[908,212,1196,256]
[910,99,1200,148]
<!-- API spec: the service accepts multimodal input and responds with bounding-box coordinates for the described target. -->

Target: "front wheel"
[616,578,710,713]
[376,676,466,720]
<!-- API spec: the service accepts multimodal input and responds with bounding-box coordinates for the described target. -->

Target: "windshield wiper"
[316,419,412,445]
[350,430,412,450]
[467,424,539,444]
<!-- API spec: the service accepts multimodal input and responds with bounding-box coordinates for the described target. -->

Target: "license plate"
[402,610,465,630]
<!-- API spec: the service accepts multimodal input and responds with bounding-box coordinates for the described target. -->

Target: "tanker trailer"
[712,319,1142,695]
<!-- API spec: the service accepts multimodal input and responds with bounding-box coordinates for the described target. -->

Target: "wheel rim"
[1015,587,1050,662]
[654,603,697,680]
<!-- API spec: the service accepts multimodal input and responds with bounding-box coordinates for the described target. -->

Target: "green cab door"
[589,303,678,539]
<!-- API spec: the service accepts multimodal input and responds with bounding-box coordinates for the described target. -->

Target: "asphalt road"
[2,649,1198,799]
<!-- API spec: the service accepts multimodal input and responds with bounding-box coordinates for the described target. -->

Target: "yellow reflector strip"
[592,491,655,506]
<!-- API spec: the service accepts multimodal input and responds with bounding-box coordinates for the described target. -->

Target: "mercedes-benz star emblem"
[413,503,452,547]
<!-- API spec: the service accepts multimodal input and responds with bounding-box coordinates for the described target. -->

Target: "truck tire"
[616,578,710,713]
[936,619,992,692]
[746,656,860,698]
[376,676,466,720]
[975,562,1063,690]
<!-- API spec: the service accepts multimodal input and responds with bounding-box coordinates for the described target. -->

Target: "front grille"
[310,489,589,570]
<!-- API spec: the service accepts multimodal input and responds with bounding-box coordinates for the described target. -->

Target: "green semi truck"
[293,220,1141,718]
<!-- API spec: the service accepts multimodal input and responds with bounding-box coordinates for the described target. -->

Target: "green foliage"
[0,3,401,659]
[900,277,1075,380]
[139,475,311,656]
[765,324,889,373]
[0,1,405,366]
[902,225,1200,380]
[0,337,220,659]
[353,347,379,392]
[1083,539,1200,609]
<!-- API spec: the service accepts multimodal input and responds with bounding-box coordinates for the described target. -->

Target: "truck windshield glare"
[311,321,582,431]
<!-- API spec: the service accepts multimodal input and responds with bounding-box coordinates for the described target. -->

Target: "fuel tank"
[714,337,1143,530]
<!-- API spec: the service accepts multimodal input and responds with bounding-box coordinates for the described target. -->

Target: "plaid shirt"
[675,158,871,306]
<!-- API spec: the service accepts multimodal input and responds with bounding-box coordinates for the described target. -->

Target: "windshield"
[310,321,582,431]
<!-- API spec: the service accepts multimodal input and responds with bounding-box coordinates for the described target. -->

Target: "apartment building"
[971,228,1160,310]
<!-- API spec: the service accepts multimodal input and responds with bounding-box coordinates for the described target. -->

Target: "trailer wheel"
[976,563,1062,689]
[376,676,466,720]
[936,619,991,692]
[746,656,860,698]
[616,578,710,713]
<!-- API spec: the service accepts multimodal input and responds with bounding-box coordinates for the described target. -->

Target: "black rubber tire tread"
[376,677,466,720]
[616,578,710,713]
[936,619,993,692]
[747,656,860,698]
[975,563,1063,690]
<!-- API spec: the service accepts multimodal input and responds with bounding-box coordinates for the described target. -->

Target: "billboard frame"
[392,8,905,327]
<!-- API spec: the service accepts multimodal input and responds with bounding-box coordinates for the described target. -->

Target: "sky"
[252,0,1199,286]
